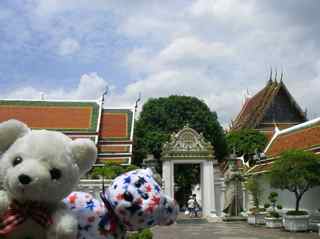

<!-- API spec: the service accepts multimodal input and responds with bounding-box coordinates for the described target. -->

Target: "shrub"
[90,162,139,179]
[269,149,320,212]
[268,211,281,218]
[264,203,271,209]
[264,192,282,218]
[276,205,282,210]
[128,229,153,239]
[245,175,263,210]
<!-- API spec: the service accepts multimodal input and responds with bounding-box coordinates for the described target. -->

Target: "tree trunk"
[295,195,302,211]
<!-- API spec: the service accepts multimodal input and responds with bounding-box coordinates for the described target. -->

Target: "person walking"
[187,195,195,217]
[192,194,199,217]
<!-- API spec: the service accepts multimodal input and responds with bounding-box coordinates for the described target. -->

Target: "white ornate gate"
[161,125,219,218]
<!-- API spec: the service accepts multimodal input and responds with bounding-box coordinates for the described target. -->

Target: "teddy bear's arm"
[0,190,9,217]
[46,205,78,239]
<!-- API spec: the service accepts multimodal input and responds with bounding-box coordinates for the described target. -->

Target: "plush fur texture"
[0,119,97,239]
[64,168,178,239]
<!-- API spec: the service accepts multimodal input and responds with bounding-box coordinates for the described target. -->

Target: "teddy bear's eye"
[50,168,62,180]
[12,156,23,166]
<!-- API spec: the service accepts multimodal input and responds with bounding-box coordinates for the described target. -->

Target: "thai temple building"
[244,117,320,213]
[0,97,135,165]
[231,73,307,141]
[231,73,320,213]
[247,117,320,175]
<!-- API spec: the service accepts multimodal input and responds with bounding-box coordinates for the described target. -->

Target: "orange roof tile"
[265,122,320,157]
[262,131,274,142]
[99,109,133,140]
[232,81,278,130]
[232,80,306,131]
[98,145,130,153]
[0,100,99,132]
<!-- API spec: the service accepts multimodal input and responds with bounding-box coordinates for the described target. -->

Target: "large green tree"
[269,149,320,212]
[133,95,228,207]
[226,129,268,156]
[133,95,228,165]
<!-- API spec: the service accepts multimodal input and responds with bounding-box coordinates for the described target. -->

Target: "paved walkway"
[152,220,318,239]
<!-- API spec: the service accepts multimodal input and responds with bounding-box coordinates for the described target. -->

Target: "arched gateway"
[161,126,220,218]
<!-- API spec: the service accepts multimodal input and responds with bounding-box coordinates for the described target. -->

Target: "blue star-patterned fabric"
[63,192,124,239]
[105,168,178,231]
[63,168,177,238]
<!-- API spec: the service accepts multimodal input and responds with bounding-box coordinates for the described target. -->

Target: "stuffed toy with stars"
[64,168,178,239]
[0,119,97,239]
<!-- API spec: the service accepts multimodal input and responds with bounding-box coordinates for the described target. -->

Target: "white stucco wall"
[254,175,320,213]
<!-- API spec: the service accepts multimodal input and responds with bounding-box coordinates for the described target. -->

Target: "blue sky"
[1,0,320,126]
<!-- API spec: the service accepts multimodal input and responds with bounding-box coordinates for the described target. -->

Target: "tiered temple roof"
[0,99,135,165]
[264,117,320,158]
[246,117,320,175]
[97,108,134,164]
[231,78,307,141]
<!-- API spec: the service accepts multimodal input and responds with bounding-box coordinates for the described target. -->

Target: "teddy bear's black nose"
[18,174,32,185]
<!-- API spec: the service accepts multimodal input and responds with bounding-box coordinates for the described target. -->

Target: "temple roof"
[264,117,320,157]
[231,80,307,131]
[99,108,134,141]
[97,108,135,165]
[0,99,135,165]
[246,117,320,175]
[0,100,100,133]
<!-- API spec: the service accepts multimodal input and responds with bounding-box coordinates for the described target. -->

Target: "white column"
[242,183,247,212]
[220,180,226,217]
[162,160,174,199]
[202,160,217,218]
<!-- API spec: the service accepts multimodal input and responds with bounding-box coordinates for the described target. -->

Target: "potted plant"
[245,175,267,225]
[264,192,283,228]
[269,150,320,232]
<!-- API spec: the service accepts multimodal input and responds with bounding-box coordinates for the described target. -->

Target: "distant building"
[244,117,320,214]
[247,117,320,175]
[230,73,320,214]
[0,98,135,165]
[231,76,307,141]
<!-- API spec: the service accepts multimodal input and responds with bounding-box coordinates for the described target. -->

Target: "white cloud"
[3,0,320,126]
[117,0,320,125]
[58,38,80,56]
[71,73,107,99]
[6,73,108,100]
[190,0,256,21]
[126,37,234,74]
[156,37,234,66]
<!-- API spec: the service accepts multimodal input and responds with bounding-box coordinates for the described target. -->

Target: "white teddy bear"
[0,119,97,239]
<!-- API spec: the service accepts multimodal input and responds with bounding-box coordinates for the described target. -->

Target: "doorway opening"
[174,163,201,213]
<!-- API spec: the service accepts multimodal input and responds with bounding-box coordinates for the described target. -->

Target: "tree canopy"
[90,162,139,179]
[269,149,320,212]
[132,95,228,166]
[226,129,268,156]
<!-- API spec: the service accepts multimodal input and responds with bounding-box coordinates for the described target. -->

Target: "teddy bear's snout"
[18,174,32,185]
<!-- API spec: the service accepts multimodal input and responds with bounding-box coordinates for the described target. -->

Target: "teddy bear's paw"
[0,191,9,215]
[47,212,78,239]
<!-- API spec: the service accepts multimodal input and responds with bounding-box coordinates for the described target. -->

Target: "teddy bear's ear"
[0,119,30,153]
[70,139,97,176]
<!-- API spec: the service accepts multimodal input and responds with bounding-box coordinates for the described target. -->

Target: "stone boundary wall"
[0,179,112,200]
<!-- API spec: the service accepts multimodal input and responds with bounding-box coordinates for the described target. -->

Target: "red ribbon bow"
[0,200,53,235]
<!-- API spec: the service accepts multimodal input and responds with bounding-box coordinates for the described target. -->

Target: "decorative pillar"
[162,160,174,199]
[202,160,217,218]
[242,183,247,212]
[220,180,226,217]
